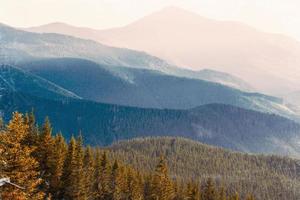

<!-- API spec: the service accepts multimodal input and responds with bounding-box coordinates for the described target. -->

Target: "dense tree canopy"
[1,112,296,199]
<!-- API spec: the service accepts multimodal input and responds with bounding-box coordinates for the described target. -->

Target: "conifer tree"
[202,178,217,200]
[0,112,44,199]
[126,168,143,200]
[185,182,201,200]
[101,152,112,198]
[93,149,101,199]
[73,134,86,200]
[61,136,77,200]
[111,160,123,200]
[150,156,175,200]
[219,186,227,200]
[37,117,55,196]
[143,175,153,200]
[229,192,239,200]
[94,151,111,199]
[83,146,95,200]
[24,110,39,147]
[48,133,67,198]
[245,194,255,200]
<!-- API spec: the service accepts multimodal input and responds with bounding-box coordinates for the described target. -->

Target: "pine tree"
[150,156,175,200]
[100,151,112,199]
[37,117,55,196]
[24,110,39,147]
[229,192,239,200]
[94,151,111,199]
[185,182,201,200]
[48,133,67,198]
[73,134,86,200]
[202,178,217,200]
[0,112,44,199]
[111,160,123,200]
[245,194,255,200]
[83,146,95,200]
[219,186,227,200]
[93,149,101,199]
[61,136,77,200]
[126,168,143,200]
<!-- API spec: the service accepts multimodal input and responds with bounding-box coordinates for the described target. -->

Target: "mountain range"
[27,6,300,95]
[1,22,253,92]
[0,20,300,158]
[0,24,298,119]
[16,58,298,120]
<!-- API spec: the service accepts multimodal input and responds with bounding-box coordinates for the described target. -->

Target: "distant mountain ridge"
[17,58,300,121]
[26,7,300,95]
[0,22,252,91]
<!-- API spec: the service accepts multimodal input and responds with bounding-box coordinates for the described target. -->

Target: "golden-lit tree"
[0,112,44,199]
[149,157,175,200]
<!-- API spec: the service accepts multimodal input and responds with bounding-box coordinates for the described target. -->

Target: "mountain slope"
[0,64,79,100]
[1,92,300,157]
[18,22,253,91]
[0,23,172,71]
[108,137,300,200]
[18,58,299,120]
[27,7,300,94]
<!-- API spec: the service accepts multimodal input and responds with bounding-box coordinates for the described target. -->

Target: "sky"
[1,0,300,40]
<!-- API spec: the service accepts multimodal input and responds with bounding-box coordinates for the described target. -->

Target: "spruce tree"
[48,133,67,198]
[93,150,111,199]
[111,160,123,200]
[185,182,201,200]
[0,112,44,199]
[83,146,95,200]
[202,178,217,200]
[229,192,239,200]
[99,152,111,199]
[219,186,227,200]
[73,134,86,200]
[245,194,255,200]
[150,156,175,200]
[37,117,55,196]
[24,110,39,147]
[126,168,143,200]
[61,136,77,200]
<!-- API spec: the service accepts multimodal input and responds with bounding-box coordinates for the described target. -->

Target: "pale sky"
[1,0,300,40]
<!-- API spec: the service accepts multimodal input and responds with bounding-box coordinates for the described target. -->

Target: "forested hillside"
[0,112,255,200]
[108,137,300,200]
[1,92,300,157]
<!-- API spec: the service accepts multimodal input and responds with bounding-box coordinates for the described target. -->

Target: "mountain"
[27,7,300,95]
[192,69,254,91]
[0,23,172,71]
[0,64,79,100]
[1,91,300,158]
[108,137,300,200]
[16,22,252,91]
[18,58,299,120]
